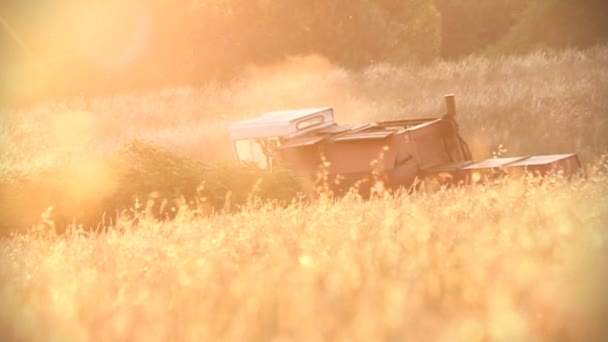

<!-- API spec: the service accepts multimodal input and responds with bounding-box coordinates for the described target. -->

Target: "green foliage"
[0,0,441,104]
[151,0,442,69]
[4,0,608,105]
[435,0,528,58]
[491,0,608,53]
[0,140,303,234]
[112,139,207,212]
[110,139,303,220]
[435,0,608,58]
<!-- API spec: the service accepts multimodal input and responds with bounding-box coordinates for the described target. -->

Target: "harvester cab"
[228,107,336,169]
[228,95,581,193]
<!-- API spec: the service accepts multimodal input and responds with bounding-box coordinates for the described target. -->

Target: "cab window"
[234,139,268,168]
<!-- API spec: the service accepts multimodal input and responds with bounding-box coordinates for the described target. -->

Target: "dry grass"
[1,46,608,341]
[1,46,607,178]
[1,172,607,341]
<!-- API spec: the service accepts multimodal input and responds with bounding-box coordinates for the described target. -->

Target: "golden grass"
[1,171,607,341]
[1,46,607,178]
[1,46,608,341]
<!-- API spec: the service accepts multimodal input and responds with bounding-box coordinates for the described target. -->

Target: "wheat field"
[1,46,608,341]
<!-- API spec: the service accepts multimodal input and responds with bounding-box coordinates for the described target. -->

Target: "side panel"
[386,131,419,189]
[322,138,396,194]
[409,120,451,169]
[322,138,396,175]
[277,145,321,178]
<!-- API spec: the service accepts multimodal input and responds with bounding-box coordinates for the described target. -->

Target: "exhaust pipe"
[445,94,456,117]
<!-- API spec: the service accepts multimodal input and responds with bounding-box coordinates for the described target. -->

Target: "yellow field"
[1,46,608,341]
[1,172,607,341]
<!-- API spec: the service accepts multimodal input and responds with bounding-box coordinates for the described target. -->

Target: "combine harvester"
[228,95,581,194]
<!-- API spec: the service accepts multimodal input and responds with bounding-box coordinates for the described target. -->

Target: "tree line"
[1,0,607,104]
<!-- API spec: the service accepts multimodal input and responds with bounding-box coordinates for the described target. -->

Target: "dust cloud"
[225,54,397,123]
[4,46,607,232]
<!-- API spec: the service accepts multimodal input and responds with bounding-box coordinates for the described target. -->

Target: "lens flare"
[72,2,150,70]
